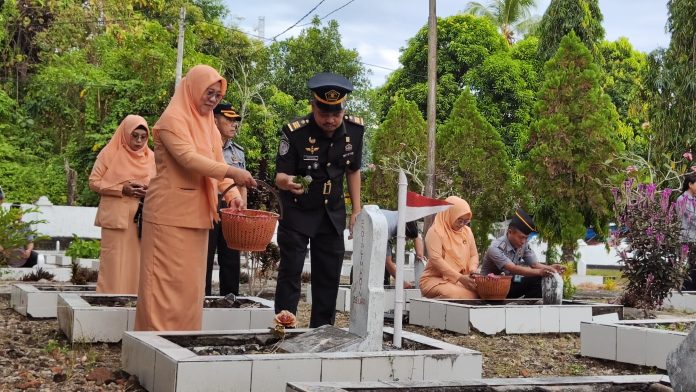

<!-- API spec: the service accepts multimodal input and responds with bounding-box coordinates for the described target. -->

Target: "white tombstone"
[577,259,587,276]
[349,205,388,351]
[542,273,564,305]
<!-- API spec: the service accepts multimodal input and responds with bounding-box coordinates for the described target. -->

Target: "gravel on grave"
[0,283,675,391]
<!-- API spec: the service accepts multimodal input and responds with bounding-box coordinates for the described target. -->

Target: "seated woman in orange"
[89,115,155,294]
[419,196,479,299]
[134,65,255,332]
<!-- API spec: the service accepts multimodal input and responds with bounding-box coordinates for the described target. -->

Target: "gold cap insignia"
[325,90,341,102]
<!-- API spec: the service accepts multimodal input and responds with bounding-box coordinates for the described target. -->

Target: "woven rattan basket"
[220,180,282,252]
[474,274,512,300]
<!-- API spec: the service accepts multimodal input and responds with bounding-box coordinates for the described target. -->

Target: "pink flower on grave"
[691,166,696,172]
[274,310,297,328]
[684,151,693,161]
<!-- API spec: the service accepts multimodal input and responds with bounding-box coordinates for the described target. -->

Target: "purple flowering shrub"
[612,179,690,312]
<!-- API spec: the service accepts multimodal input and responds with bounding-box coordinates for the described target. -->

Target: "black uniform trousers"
[274,212,344,327]
[205,199,241,296]
[507,276,543,298]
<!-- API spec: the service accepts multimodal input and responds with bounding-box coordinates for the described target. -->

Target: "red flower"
[274,310,297,328]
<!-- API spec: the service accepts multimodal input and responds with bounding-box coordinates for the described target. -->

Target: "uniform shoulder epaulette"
[286,117,310,132]
[344,115,364,126]
[232,142,244,151]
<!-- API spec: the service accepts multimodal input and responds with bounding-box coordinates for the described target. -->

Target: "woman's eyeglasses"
[130,133,148,141]
[205,90,223,102]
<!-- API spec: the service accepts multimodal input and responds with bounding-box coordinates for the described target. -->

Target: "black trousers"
[274,213,344,327]
[507,276,543,298]
[22,251,39,268]
[205,219,241,296]
[682,243,696,291]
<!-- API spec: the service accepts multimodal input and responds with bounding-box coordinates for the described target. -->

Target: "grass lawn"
[586,268,622,278]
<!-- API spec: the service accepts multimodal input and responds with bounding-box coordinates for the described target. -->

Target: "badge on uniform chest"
[305,136,319,154]
[303,155,319,161]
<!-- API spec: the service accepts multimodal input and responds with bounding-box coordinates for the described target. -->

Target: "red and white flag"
[402,191,452,222]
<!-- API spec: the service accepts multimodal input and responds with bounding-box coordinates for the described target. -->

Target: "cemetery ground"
[0,280,691,392]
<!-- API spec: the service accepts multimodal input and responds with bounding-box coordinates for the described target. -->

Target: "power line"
[298,0,355,27]
[271,0,326,41]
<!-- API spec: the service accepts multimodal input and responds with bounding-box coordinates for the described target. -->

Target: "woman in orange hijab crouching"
[89,115,155,295]
[419,196,479,299]
[134,65,256,331]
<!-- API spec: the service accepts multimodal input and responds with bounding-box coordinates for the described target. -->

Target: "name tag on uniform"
[342,152,354,158]
[303,155,319,161]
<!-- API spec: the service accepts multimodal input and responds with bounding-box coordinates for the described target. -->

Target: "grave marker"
[349,205,387,351]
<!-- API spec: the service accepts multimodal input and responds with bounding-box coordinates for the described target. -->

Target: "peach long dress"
[89,115,155,295]
[134,65,240,332]
[419,196,479,299]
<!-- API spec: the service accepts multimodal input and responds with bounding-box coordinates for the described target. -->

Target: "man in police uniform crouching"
[274,72,364,327]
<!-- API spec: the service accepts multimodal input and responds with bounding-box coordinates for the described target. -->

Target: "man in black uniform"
[274,72,364,327]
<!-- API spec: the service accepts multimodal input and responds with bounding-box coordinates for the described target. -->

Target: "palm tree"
[463,0,540,46]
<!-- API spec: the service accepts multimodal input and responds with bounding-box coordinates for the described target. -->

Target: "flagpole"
[394,170,408,347]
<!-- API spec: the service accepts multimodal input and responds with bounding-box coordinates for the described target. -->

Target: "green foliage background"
[0,0,689,266]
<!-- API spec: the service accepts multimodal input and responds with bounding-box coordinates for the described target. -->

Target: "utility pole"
[257,16,266,40]
[424,0,437,233]
[175,6,187,87]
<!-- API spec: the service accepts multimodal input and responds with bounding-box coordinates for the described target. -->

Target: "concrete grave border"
[663,291,696,313]
[286,374,670,391]
[10,283,96,318]
[57,293,275,343]
[580,318,695,369]
[121,327,482,392]
[409,298,623,335]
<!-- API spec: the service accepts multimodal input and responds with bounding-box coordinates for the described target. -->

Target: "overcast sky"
[223,0,671,87]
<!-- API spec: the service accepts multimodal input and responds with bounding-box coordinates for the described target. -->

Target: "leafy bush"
[21,267,55,282]
[65,234,100,259]
[612,179,690,313]
[561,262,576,299]
[246,243,281,296]
[70,263,98,285]
[0,206,45,267]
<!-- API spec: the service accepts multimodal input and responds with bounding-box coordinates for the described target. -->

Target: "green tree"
[536,0,604,63]
[600,38,648,153]
[266,18,369,102]
[465,51,537,158]
[463,0,540,46]
[380,14,508,122]
[366,95,427,208]
[644,0,696,161]
[437,90,516,251]
[521,32,622,262]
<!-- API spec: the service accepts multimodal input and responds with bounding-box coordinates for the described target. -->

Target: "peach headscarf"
[430,196,474,270]
[97,115,155,189]
[152,65,228,221]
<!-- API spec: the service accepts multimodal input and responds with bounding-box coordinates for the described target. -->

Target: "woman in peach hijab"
[419,196,479,299]
[134,65,255,331]
[89,115,155,294]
